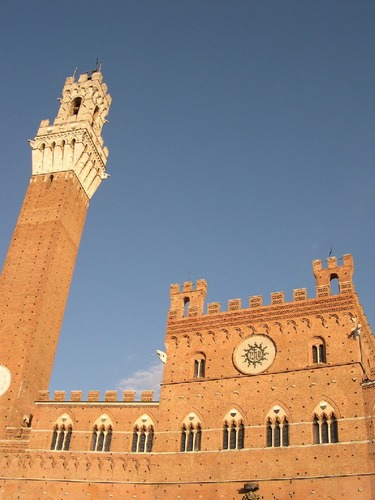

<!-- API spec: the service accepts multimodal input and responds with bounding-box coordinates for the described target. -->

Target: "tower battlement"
[168,255,356,320]
[313,253,354,297]
[29,69,112,199]
[169,279,207,318]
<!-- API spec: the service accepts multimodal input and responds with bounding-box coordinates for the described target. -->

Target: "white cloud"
[117,362,164,400]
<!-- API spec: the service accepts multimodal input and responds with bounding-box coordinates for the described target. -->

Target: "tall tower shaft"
[0,70,111,437]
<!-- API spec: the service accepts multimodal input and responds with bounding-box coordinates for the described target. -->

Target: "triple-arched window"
[91,425,112,452]
[50,414,73,451]
[50,424,72,451]
[131,414,155,452]
[180,413,202,452]
[222,409,245,450]
[313,401,338,444]
[90,414,113,452]
[266,406,289,448]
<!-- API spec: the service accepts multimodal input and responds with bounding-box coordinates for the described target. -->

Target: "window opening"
[50,424,72,451]
[330,275,340,295]
[131,425,154,453]
[181,422,201,452]
[183,297,190,317]
[223,420,245,450]
[91,424,112,452]
[266,414,289,448]
[71,97,82,116]
[313,411,339,445]
[194,358,205,378]
[312,338,326,364]
[92,105,100,126]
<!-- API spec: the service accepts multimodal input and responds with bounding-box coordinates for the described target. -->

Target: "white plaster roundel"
[0,365,11,396]
[233,335,276,375]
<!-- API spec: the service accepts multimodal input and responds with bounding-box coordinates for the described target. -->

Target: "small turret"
[169,279,207,319]
[313,254,354,297]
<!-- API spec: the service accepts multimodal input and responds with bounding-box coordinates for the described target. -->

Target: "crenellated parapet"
[37,390,156,403]
[29,70,111,199]
[168,256,356,321]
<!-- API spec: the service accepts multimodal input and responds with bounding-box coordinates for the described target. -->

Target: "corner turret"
[169,279,207,319]
[313,254,354,297]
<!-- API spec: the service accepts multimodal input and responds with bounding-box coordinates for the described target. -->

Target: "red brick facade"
[0,72,374,499]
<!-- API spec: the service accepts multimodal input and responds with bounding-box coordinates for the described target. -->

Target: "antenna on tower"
[95,58,103,72]
[72,67,78,78]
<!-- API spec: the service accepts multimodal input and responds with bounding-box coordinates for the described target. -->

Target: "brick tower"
[0,70,111,438]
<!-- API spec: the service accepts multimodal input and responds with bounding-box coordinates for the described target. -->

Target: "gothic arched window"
[312,401,339,444]
[131,425,154,453]
[90,415,113,452]
[222,409,245,450]
[50,414,73,451]
[266,407,289,448]
[131,415,155,453]
[180,413,202,452]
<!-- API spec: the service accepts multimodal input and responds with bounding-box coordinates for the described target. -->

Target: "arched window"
[92,105,100,126]
[193,353,206,378]
[50,414,73,451]
[282,418,289,447]
[70,97,82,116]
[312,401,339,444]
[311,337,326,364]
[131,414,155,453]
[180,413,202,452]
[131,425,154,453]
[183,297,190,317]
[90,415,113,452]
[222,409,245,450]
[266,407,289,448]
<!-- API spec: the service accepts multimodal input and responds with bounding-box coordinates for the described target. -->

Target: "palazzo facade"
[0,71,374,499]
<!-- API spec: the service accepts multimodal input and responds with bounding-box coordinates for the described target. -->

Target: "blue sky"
[0,1,374,399]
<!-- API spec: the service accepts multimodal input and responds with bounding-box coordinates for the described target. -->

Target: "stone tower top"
[29,69,112,199]
[169,279,207,318]
[313,254,354,297]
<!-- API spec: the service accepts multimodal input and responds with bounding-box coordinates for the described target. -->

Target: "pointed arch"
[222,408,245,450]
[90,414,113,452]
[50,414,73,451]
[180,413,202,452]
[131,414,155,453]
[265,405,289,447]
[312,401,339,444]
